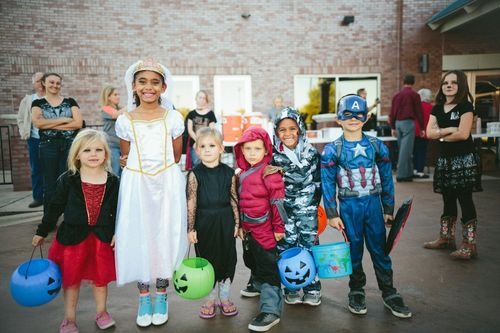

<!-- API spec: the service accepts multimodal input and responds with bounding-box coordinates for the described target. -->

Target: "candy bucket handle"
[340,228,349,245]
[314,227,349,245]
[25,245,44,279]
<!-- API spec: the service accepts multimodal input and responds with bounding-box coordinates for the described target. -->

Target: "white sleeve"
[115,114,131,141]
[168,110,185,139]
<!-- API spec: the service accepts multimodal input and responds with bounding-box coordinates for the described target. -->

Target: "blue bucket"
[277,247,316,290]
[10,258,61,307]
[311,229,352,279]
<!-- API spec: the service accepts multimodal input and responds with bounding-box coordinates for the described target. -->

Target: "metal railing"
[0,126,13,184]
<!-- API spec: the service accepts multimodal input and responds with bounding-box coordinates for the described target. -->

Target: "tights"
[206,280,232,302]
[137,278,169,292]
[442,189,476,222]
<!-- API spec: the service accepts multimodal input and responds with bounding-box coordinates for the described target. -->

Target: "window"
[294,74,380,116]
[213,75,252,117]
[167,76,200,114]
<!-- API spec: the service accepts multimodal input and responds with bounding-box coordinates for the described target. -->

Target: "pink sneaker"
[60,319,79,333]
[95,311,116,330]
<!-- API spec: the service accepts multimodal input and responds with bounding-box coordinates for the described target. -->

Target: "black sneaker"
[248,312,280,332]
[302,291,321,306]
[383,294,412,318]
[240,284,260,297]
[348,291,367,315]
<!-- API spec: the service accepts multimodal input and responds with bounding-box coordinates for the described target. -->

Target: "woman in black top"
[32,73,83,213]
[423,70,481,260]
[185,90,217,170]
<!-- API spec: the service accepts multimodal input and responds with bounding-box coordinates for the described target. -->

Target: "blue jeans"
[395,119,415,179]
[27,137,43,202]
[39,138,72,213]
[109,145,122,177]
[244,234,283,316]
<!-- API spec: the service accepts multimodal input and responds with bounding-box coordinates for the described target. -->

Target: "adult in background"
[32,73,83,213]
[266,95,284,124]
[413,89,433,179]
[357,88,380,131]
[17,72,45,208]
[100,85,123,176]
[185,90,216,170]
[389,74,424,182]
[423,70,481,260]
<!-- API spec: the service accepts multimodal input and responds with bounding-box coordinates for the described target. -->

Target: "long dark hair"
[41,72,62,88]
[435,70,474,105]
[133,71,165,107]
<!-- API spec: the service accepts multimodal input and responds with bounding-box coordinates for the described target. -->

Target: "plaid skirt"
[433,152,482,193]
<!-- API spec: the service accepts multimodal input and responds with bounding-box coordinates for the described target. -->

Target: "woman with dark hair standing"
[423,70,482,260]
[32,73,83,213]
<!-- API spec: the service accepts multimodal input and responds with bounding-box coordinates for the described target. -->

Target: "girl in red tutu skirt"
[32,129,120,333]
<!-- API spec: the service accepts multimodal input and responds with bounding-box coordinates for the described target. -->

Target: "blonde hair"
[99,85,119,108]
[67,129,112,174]
[196,90,210,104]
[194,127,224,150]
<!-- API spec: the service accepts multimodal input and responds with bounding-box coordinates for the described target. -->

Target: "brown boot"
[450,219,477,260]
[423,216,457,250]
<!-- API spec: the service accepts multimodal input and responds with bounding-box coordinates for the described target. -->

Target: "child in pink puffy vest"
[234,126,286,332]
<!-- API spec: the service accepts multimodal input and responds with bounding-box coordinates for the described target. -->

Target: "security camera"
[241,13,251,19]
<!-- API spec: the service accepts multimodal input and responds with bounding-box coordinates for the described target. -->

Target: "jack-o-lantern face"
[173,273,188,294]
[47,276,61,295]
[173,257,215,300]
[47,277,61,295]
[278,247,316,289]
[283,261,311,286]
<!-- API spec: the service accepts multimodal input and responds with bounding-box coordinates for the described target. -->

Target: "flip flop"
[219,300,238,316]
[199,302,216,319]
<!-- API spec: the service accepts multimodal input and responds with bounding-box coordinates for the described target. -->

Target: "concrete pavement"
[1,175,500,333]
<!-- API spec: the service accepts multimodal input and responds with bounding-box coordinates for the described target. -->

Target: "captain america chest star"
[337,139,381,196]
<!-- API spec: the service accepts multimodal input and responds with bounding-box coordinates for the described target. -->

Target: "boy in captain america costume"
[321,94,412,318]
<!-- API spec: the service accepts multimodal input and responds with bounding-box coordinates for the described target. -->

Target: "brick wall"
[1,0,499,190]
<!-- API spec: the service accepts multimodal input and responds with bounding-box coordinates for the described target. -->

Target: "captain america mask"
[336,94,368,122]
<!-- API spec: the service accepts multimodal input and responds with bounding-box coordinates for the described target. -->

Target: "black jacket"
[36,171,119,245]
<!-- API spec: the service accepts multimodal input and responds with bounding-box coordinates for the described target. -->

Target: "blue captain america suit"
[321,134,398,297]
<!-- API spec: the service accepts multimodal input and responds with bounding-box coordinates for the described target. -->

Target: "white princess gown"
[114,109,187,285]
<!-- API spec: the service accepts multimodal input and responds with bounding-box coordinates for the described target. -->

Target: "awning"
[427,0,500,32]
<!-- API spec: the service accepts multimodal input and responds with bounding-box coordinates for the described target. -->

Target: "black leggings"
[442,189,476,222]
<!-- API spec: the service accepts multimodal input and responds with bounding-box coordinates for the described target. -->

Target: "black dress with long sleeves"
[187,163,239,282]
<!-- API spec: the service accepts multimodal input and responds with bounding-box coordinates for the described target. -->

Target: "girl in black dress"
[423,70,482,260]
[186,127,243,318]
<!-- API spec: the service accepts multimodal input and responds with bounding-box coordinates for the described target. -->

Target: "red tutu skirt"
[48,233,116,288]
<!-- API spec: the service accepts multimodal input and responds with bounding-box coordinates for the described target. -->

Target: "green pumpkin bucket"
[173,257,215,300]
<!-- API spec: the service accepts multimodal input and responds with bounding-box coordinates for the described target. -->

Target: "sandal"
[219,300,238,316]
[199,301,216,319]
